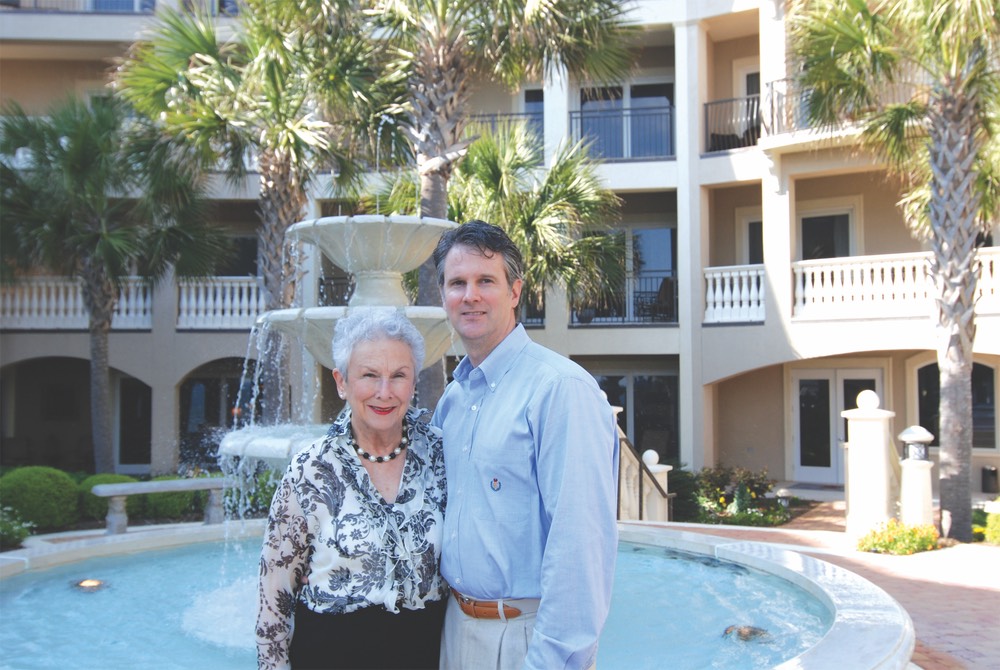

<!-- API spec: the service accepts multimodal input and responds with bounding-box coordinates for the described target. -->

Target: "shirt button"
[471,404,478,411]
[490,382,496,389]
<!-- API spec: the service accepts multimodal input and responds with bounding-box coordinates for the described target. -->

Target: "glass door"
[792,368,881,484]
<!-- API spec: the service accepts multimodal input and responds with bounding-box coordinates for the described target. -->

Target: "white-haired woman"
[256,308,447,670]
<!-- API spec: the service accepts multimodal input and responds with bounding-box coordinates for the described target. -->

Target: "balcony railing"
[704,95,761,152]
[0,0,238,14]
[1,0,154,11]
[468,112,544,141]
[571,272,676,325]
[0,277,151,330]
[570,106,675,161]
[703,248,1000,324]
[766,74,921,136]
[704,265,765,323]
[176,277,265,329]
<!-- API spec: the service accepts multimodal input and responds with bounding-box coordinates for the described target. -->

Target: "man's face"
[441,244,522,366]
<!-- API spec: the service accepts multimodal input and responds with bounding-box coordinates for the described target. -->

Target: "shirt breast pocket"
[470,439,534,523]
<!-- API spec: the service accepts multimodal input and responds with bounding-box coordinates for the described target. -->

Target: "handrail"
[616,430,673,521]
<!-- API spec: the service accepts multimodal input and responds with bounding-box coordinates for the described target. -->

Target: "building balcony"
[569,106,675,162]
[0,0,237,14]
[704,94,761,153]
[5,251,995,336]
[570,271,676,326]
[704,248,1000,324]
[1,276,264,331]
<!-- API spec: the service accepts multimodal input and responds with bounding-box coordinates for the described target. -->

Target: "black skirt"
[289,598,447,670]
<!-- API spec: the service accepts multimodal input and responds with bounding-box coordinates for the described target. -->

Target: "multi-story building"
[2,1,998,498]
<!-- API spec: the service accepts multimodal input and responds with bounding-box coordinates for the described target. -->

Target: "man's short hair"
[433,220,524,288]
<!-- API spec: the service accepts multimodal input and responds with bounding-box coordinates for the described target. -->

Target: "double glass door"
[792,369,882,484]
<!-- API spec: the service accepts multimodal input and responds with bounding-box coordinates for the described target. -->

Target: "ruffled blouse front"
[256,407,447,670]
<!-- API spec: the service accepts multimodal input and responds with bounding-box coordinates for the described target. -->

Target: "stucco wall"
[715,365,785,476]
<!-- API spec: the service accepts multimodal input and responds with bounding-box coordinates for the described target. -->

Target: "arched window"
[917,362,997,449]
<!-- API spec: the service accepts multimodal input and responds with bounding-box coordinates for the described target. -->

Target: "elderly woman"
[256,308,447,670]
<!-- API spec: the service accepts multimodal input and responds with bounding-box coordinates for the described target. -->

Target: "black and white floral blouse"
[255,407,448,670]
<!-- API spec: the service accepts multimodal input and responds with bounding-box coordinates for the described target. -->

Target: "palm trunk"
[81,262,116,473]
[409,23,474,409]
[416,168,453,407]
[256,153,308,425]
[927,86,982,543]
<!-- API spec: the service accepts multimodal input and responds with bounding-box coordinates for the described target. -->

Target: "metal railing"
[704,95,761,152]
[0,0,154,12]
[617,431,673,522]
[571,271,676,325]
[570,106,675,161]
[0,0,238,14]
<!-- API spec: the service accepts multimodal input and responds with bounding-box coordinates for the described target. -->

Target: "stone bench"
[91,478,227,535]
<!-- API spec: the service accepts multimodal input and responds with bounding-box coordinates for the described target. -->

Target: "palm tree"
[789,0,1000,541]
[363,0,637,403]
[372,118,626,313]
[115,2,380,423]
[0,96,227,472]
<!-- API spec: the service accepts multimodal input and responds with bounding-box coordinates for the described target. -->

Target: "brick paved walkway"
[668,503,1000,669]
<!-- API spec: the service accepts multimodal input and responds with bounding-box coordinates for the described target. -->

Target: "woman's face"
[332,337,416,437]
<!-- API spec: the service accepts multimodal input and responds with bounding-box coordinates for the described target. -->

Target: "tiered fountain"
[218,214,458,468]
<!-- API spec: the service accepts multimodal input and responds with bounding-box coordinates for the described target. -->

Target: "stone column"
[898,425,935,527]
[642,450,673,522]
[842,390,896,539]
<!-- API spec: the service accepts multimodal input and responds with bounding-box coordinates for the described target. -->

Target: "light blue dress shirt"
[433,324,620,670]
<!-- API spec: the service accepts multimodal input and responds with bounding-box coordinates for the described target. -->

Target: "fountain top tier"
[257,215,458,371]
[289,214,455,306]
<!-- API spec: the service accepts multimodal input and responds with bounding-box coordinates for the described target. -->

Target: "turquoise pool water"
[0,539,831,669]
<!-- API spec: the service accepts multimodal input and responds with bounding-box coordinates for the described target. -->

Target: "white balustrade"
[0,277,151,329]
[703,264,765,323]
[792,248,1000,320]
[176,277,265,330]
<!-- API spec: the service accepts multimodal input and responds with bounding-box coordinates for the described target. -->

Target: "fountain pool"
[0,523,913,669]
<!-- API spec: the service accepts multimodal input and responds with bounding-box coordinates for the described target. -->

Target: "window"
[594,373,679,464]
[918,362,997,449]
[797,197,862,260]
[576,83,674,160]
[218,236,258,277]
[736,207,763,264]
[801,214,850,260]
[524,89,544,140]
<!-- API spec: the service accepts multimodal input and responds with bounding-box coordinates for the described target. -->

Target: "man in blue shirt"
[431,220,620,670]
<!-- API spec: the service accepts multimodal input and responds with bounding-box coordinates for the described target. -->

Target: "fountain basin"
[0,522,914,669]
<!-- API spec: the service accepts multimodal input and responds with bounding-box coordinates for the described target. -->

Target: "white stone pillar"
[900,460,935,527]
[642,450,673,522]
[898,425,935,527]
[842,390,896,539]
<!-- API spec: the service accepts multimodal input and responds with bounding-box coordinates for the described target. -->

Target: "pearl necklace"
[348,421,409,464]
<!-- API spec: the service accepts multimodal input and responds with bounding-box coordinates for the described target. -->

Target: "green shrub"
[0,466,80,531]
[985,512,1000,546]
[79,474,143,521]
[224,465,280,519]
[143,476,199,520]
[857,519,939,555]
[667,468,701,522]
[691,465,785,526]
[0,506,35,550]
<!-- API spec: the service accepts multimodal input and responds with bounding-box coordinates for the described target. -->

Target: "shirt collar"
[453,323,529,391]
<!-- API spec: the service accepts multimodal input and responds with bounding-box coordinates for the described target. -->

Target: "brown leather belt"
[451,587,530,620]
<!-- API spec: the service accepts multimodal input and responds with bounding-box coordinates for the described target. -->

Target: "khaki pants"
[439,595,597,670]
